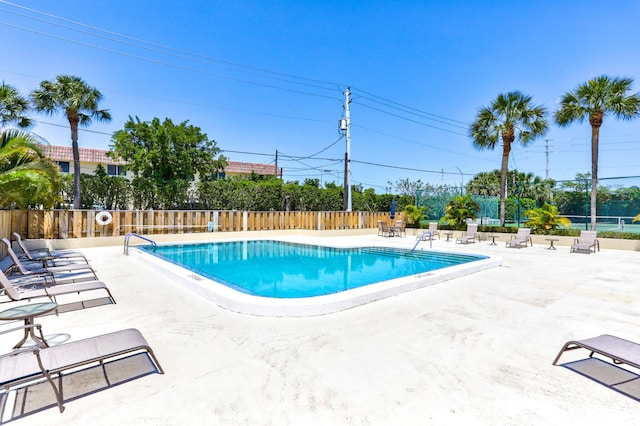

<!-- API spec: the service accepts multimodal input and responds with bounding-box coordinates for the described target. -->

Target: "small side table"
[545,238,559,250]
[0,302,58,348]
[443,231,453,242]
[487,235,499,246]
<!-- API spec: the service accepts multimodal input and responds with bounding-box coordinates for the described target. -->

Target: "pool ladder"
[411,231,433,252]
[123,233,157,255]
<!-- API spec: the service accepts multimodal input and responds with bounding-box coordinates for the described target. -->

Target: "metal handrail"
[123,233,156,255]
[411,231,433,252]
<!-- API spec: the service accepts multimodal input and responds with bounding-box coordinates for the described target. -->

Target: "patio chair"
[553,334,640,369]
[12,232,88,265]
[427,222,440,240]
[456,223,478,244]
[417,222,440,241]
[394,220,406,237]
[0,328,163,413]
[570,230,599,253]
[0,268,115,304]
[1,238,99,282]
[505,228,532,248]
[380,222,392,237]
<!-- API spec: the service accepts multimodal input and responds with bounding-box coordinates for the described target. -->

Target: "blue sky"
[2,0,640,192]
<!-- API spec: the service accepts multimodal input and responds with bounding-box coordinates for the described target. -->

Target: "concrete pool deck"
[2,232,640,424]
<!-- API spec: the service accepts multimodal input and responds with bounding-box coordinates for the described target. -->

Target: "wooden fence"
[0,209,392,256]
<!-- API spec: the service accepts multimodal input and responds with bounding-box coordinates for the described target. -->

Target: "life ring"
[96,211,113,226]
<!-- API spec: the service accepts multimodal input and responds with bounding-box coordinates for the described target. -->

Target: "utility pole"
[545,139,550,179]
[275,150,280,179]
[342,87,352,211]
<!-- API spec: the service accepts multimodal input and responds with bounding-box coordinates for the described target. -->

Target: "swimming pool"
[134,238,502,316]
[141,240,487,298]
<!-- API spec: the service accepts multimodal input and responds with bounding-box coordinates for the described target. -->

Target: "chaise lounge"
[570,230,599,253]
[0,268,115,305]
[12,232,89,265]
[0,328,163,413]
[456,223,478,244]
[423,222,440,240]
[2,238,99,283]
[553,334,640,370]
[505,228,532,248]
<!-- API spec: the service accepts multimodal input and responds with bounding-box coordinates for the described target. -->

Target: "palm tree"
[0,129,61,208]
[524,203,571,234]
[440,194,480,228]
[555,75,640,231]
[469,91,548,226]
[31,75,111,209]
[0,81,31,128]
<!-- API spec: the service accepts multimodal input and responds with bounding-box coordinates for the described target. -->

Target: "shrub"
[403,205,425,225]
[524,203,571,234]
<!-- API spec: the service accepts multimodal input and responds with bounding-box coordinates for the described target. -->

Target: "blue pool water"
[142,240,487,299]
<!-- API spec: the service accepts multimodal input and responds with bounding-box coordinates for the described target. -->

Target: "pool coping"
[131,237,503,317]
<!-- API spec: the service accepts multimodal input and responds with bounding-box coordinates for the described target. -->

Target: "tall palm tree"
[0,129,61,208]
[469,91,548,226]
[0,81,31,128]
[31,75,111,209]
[555,75,640,230]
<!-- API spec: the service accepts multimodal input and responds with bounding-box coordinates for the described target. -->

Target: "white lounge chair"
[456,223,478,244]
[553,334,640,369]
[12,232,88,265]
[506,228,532,248]
[427,222,440,240]
[0,268,115,305]
[0,328,163,413]
[570,230,599,253]
[1,238,98,283]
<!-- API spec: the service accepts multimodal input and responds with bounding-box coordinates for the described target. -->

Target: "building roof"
[39,145,126,165]
[225,161,280,176]
[40,145,281,176]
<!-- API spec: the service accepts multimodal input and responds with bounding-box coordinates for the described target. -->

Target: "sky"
[2,0,640,193]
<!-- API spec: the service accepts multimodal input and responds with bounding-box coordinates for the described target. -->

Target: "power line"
[354,93,468,129]
[0,68,334,126]
[0,1,342,93]
[354,124,483,158]
[352,100,468,136]
[31,119,112,136]
[0,21,340,101]
[351,86,469,126]
[296,134,344,160]
[352,159,466,176]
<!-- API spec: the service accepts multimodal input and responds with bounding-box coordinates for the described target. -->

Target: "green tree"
[555,75,640,230]
[466,170,501,196]
[469,91,548,226]
[524,203,571,234]
[403,205,425,225]
[0,82,31,128]
[81,165,132,209]
[111,116,223,209]
[0,129,61,208]
[440,195,480,228]
[31,75,111,209]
